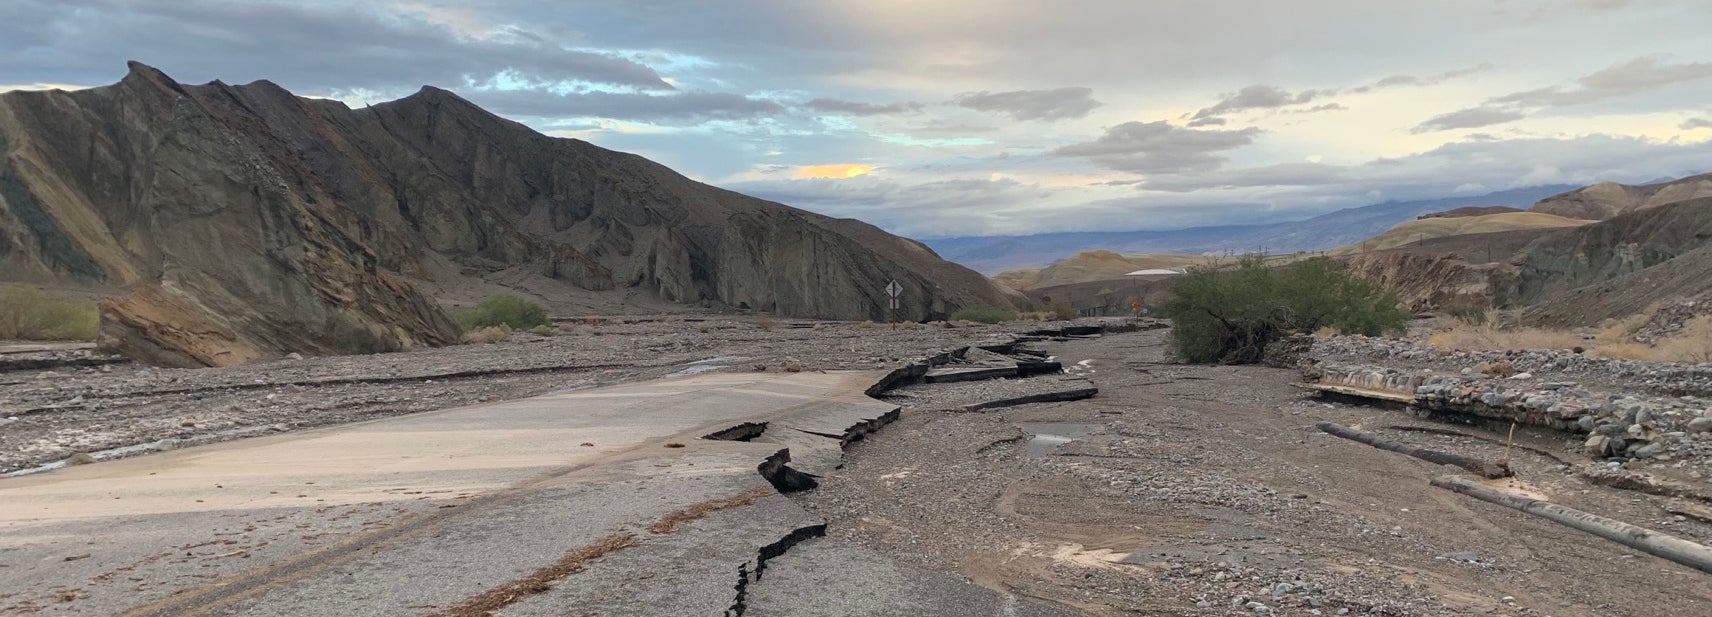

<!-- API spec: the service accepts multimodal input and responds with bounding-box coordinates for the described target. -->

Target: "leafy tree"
[1158,257,1409,364]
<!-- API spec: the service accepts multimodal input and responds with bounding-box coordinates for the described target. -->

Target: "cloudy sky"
[5,0,1712,238]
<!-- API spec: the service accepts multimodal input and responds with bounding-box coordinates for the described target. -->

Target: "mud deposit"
[797,328,1712,617]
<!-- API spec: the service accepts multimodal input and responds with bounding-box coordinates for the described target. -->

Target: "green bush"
[0,284,99,341]
[455,294,550,331]
[1158,257,1408,364]
[1048,301,1078,321]
[950,305,1018,324]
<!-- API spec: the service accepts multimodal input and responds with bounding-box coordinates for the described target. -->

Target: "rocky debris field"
[0,318,1045,475]
[1311,334,1712,398]
[799,328,1712,617]
[1307,335,1712,486]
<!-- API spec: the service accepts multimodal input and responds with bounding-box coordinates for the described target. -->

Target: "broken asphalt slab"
[0,368,1072,616]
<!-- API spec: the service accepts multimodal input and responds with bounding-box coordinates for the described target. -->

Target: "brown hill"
[993,250,1201,291]
[1417,205,1523,219]
[1531,173,1712,220]
[1332,212,1589,255]
[1331,194,1712,321]
[0,63,1016,366]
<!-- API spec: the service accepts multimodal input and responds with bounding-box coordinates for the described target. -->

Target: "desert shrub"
[528,324,557,336]
[950,305,1018,324]
[1595,315,1712,363]
[1427,326,1583,352]
[460,325,513,344]
[1443,301,1489,326]
[1048,301,1078,321]
[1158,257,1409,364]
[0,284,99,340]
[750,312,775,330]
[456,294,549,331]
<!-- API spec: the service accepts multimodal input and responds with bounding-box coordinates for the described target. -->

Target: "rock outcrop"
[0,63,1016,365]
[1338,252,1518,311]
[1337,192,1712,323]
[1531,173,1712,220]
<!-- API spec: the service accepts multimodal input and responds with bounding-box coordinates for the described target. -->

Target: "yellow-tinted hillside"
[1333,212,1590,254]
[994,250,1203,290]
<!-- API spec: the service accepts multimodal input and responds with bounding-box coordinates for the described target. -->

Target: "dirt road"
[799,329,1712,616]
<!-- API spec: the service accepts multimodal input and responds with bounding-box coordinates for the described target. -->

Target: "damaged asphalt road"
[10,321,1710,616]
[0,365,1081,616]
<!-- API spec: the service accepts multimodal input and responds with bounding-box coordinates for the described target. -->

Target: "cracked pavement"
[0,364,1079,616]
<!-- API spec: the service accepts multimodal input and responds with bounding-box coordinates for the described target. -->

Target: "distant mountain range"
[923,186,1578,274]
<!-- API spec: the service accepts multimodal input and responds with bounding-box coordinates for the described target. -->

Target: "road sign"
[884,280,902,329]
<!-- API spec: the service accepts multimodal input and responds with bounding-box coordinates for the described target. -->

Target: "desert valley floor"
[3,318,1709,616]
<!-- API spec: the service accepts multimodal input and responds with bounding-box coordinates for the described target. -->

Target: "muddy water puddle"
[1017,422,1101,458]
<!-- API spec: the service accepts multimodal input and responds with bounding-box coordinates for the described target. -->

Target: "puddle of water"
[689,355,749,365]
[667,364,726,377]
[1017,422,1100,459]
[665,356,752,378]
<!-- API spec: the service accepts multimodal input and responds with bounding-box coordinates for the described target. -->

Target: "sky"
[4,0,1712,238]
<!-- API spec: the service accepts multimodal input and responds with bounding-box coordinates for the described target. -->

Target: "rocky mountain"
[1331,182,1712,323]
[925,186,1575,274]
[1531,173,1712,220]
[0,63,1015,366]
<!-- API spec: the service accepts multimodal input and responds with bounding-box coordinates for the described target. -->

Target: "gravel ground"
[1306,334,1712,482]
[798,328,1712,617]
[0,318,1038,474]
[1311,333,1712,398]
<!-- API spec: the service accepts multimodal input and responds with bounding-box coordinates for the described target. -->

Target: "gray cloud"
[1353,63,1493,93]
[726,175,1055,237]
[804,97,924,116]
[465,88,784,123]
[724,132,1712,238]
[1186,117,1228,127]
[1414,57,1712,133]
[1054,121,1260,174]
[1294,103,1348,114]
[0,0,670,93]
[1683,117,1712,130]
[1412,106,1528,133]
[908,121,1001,134]
[1193,85,1330,119]
[1139,162,1347,192]
[1491,57,1712,107]
[954,87,1102,121]
[1195,65,1488,120]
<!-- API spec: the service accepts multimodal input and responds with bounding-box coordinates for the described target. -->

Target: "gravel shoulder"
[798,328,1712,617]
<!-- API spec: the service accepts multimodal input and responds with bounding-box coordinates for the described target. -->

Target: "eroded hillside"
[0,63,1017,365]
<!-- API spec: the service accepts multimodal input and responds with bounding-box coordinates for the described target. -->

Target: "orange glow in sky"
[793,164,875,179]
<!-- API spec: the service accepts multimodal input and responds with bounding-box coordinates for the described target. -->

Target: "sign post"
[884,279,902,329]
